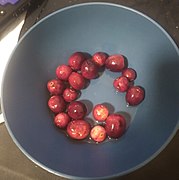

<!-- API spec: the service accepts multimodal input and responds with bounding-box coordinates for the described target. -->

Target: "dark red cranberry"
[67,101,87,119]
[92,104,109,121]
[81,59,99,79]
[68,52,86,70]
[122,68,137,81]
[92,52,108,67]
[48,95,66,113]
[56,64,72,81]
[105,54,126,72]
[68,72,86,90]
[113,76,130,92]
[63,87,79,102]
[67,120,91,140]
[105,113,126,139]
[90,125,106,143]
[54,112,70,128]
[126,86,145,106]
[47,79,65,95]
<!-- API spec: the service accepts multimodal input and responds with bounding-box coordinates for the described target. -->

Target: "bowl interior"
[2,3,179,179]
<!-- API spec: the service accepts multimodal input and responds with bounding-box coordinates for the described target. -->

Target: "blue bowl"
[1,2,179,180]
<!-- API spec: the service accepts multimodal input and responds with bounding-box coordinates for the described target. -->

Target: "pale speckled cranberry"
[90,125,106,143]
[92,104,109,121]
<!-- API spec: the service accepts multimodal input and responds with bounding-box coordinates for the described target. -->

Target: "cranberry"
[90,125,106,143]
[92,52,108,67]
[113,76,130,92]
[47,79,65,95]
[67,120,91,140]
[93,104,109,121]
[126,86,145,106]
[68,72,86,90]
[122,68,137,81]
[105,54,126,72]
[56,64,72,81]
[67,101,87,119]
[81,59,99,79]
[105,114,126,139]
[68,52,86,70]
[63,87,79,102]
[54,112,70,129]
[48,95,66,113]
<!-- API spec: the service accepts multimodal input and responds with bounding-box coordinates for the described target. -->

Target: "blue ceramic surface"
[1,3,179,180]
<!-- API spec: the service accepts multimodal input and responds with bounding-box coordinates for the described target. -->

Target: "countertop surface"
[0,0,179,180]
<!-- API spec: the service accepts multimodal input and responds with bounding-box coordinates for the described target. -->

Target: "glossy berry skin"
[63,87,79,102]
[67,120,91,140]
[48,95,66,113]
[81,59,99,79]
[113,76,130,92]
[105,54,126,72]
[90,125,106,143]
[68,52,86,70]
[67,101,87,119]
[122,68,137,81]
[126,86,145,106]
[54,112,70,129]
[68,72,86,90]
[92,52,108,67]
[105,114,126,139]
[93,104,109,121]
[47,79,65,95]
[56,64,72,81]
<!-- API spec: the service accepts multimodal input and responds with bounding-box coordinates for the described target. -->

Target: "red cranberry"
[54,112,70,129]
[81,59,99,79]
[122,68,137,81]
[113,76,130,92]
[48,95,66,113]
[47,79,65,95]
[63,87,79,102]
[68,72,86,90]
[68,52,86,70]
[67,120,91,140]
[105,114,126,139]
[56,64,72,81]
[126,86,145,106]
[93,104,109,121]
[92,52,108,67]
[105,54,126,72]
[90,125,106,143]
[67,101,87,119]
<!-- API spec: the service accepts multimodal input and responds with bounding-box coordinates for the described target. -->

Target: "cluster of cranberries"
[47,52,145,143]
